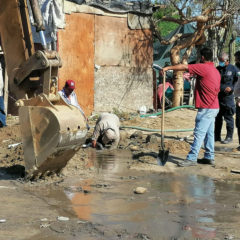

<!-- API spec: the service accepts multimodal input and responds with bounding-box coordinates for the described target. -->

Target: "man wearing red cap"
[59,80,87,122]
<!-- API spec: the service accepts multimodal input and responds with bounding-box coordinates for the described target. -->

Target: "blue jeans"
[187,108,219,161]
[0,96,6,127]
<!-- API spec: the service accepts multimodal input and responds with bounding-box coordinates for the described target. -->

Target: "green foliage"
[159,21,179,37]
[153,6,179,37]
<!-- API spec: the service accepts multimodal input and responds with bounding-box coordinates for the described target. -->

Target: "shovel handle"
[161,72,166,148]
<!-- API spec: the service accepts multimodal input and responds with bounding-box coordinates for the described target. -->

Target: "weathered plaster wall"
[94,66,153,112]
[94,15,153,113]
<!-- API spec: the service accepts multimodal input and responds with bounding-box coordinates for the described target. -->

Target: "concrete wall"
[94,66,153,112]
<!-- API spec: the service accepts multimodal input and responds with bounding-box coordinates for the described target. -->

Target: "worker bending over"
[92,113,120,150]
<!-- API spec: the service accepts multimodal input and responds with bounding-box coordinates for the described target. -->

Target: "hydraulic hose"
[140,105,195,118]
[120,126,193,132]
[121,105,195,132]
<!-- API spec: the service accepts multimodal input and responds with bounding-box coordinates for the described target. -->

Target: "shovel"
[157,71,169,166]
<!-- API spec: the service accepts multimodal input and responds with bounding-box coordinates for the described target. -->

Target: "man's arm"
[92,123,101,148]
[162,64,189,73]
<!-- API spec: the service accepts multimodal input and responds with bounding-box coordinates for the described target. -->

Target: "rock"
[145,134,159,143]
[130,145,140,151]
[134,187,147,194]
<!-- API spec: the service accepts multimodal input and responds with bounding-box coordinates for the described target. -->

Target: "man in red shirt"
[162,47,221,167]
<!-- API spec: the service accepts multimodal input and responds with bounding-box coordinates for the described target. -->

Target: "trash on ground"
[8,142,22,149]
[0,186,16,189]
[0,219,6,223]
[40,223,50,228]
[231,169,240,174]
[57,216,69,221]
[77,220,88,224]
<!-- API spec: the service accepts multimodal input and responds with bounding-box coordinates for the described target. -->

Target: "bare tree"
[152,0,240,107]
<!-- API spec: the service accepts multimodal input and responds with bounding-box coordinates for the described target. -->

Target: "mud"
[1,108,240,239]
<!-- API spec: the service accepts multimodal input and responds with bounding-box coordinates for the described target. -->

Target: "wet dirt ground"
[1,109,240,239]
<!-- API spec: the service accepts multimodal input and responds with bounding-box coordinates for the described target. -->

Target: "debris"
[94,64,100,71]
[130,145,140,151]
[77,220,88,224]
[40,223,50,228]
[224,234,234,239]
[231,169,240,174]
[82,143,91,148]
[0,186,16,189]
[83,189,91,194]
[134,187,147,194]
[40,218,48,222]
[8,142,22,149]
[233,203,240,208]
[0,219,6,223]
[57,216,69,221]
[139,106,147,115]
[146,135,159,143]
[130,131,143,139]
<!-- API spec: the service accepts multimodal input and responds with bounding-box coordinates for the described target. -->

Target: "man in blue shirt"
[215,52,239,144]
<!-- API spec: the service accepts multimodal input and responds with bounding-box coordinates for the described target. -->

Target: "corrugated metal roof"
[67,0,153,14]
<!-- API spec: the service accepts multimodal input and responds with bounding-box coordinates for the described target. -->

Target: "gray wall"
[94,66,153,112]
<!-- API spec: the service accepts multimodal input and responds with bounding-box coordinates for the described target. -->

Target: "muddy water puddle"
[38,150,240,239]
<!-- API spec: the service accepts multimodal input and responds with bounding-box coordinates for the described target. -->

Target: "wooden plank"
[58,13,94,116]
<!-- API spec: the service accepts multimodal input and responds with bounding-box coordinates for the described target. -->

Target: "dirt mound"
[165,139,190,154]
[0,124,21,142]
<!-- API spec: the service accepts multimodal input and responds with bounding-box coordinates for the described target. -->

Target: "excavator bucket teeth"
[19,104,87,179]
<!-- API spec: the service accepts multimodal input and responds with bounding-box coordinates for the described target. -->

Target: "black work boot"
[222,136,233,144]
[222,127,233,144]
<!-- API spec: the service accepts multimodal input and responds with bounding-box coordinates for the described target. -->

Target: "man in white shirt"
[0,49,6,128]
[58,80,89,128]
[92,113,120,150]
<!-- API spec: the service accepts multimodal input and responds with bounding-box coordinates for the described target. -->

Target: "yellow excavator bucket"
[18,94,87,179]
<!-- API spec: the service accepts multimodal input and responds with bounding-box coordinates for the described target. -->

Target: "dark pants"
[0,96,6,127]
[236,104,240,144]
[215,106,235,139]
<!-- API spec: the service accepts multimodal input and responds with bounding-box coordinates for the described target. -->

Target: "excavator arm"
[0,0,88,179]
